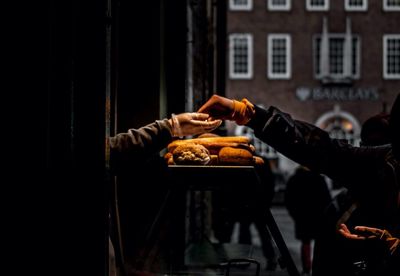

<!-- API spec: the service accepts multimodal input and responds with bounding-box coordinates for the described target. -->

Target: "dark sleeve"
[109,119,173,173]
[246,105,388,186]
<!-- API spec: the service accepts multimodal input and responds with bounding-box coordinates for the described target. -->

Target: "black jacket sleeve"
[246,105,391,189]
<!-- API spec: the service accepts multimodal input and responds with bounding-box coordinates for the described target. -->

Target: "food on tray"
[218,146,253,165]
[172,143,211,165]
[253,156,265,166]
[165,136,263,166]
[167,136,253,155]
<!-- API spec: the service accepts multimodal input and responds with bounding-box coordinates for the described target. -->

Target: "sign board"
[295,87,379,101]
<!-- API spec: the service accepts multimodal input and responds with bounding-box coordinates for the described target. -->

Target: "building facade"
[225,0,400,174]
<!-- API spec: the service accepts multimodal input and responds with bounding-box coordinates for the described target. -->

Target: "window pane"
[233,37,249,74]
[386,38,400,75]
[307,0,328,11]
[348,0,364,6]
[310,0,326,6]
[230,34,252,79]
[387,0,400,7]
[272,39,287,73]
[230,0,252,10]
[272,0,287,5]
[314,35,360,78]
[268,35,290,79]
[233,0,249,5]
[269,0,290,10]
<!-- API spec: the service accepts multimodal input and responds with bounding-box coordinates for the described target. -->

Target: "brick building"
[225,0,400,174]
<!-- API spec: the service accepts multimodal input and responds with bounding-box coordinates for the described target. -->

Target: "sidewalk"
[178,205,303,276]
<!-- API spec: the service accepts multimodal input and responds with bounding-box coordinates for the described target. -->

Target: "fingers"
[354,226,382,235]
[354,226,388,239]
[338,224,365,240]
[190,112,209,120]
[338,229,365,240]
[339,223,350,233]
[191,119,222,130]
[197,104,210,113]
[206,119,222,130]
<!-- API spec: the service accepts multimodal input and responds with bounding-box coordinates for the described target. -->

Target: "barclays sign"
[295,87,379,101]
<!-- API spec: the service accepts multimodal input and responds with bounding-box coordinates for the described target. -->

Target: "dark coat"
[247,105,400,276]
[109,119,174,267]
[285,167,332,241]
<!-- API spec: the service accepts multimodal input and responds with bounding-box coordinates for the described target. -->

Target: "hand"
[338,224,400,255]
[169,112,222,138]
[338,223,389,240]
[197,95,235,120]
[198,95,256,125]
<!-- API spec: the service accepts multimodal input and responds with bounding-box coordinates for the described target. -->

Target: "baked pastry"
[209,154,219,165]
[218,146,253,165]
[196,133,220,138]
[253,156,265,167]
[172,143,211,165]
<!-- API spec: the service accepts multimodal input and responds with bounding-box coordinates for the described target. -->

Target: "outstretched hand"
[170,112,222,137]
[197,95,235,121]
[338,223,400,255]
[338,223,389,240]
[198,94,256,125]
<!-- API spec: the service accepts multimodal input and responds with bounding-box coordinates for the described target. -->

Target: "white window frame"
[383,34,400,79]
[229,0,253,11]
[268,0,291,11]
[383,0,400,11]
[306,0,329,11]
[268,34,291,79]
[313,33,361,79]
[345,0,368,11]
[229,33,253,79]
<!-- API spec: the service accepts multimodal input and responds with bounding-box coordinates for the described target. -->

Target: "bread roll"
[164,152,173,162]
[218,146,253,165]
[167,156,175,165]
[209,154,219,165]
[196,133,220,138]
[172,143,210,165]
[253,156,265,167]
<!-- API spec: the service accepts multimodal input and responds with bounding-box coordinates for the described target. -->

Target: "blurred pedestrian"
[285,166,332,275]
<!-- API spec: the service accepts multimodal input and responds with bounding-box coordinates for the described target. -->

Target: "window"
[316,105,361,146]
[268,34,291,79]
[345,0,368,11]
[268,0,291,11]
[314,34,361,79]
[383,0,400,11]
[229,34,253,79]
[383,35,400,79]
[306,0,329,11]
[229,0,253,11]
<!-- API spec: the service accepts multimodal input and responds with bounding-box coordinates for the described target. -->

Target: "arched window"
[315,104,361,146]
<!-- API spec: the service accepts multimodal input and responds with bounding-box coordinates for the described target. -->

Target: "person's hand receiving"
[338,223,399,255]
[169,112,222,138]
[198,94,255,125]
